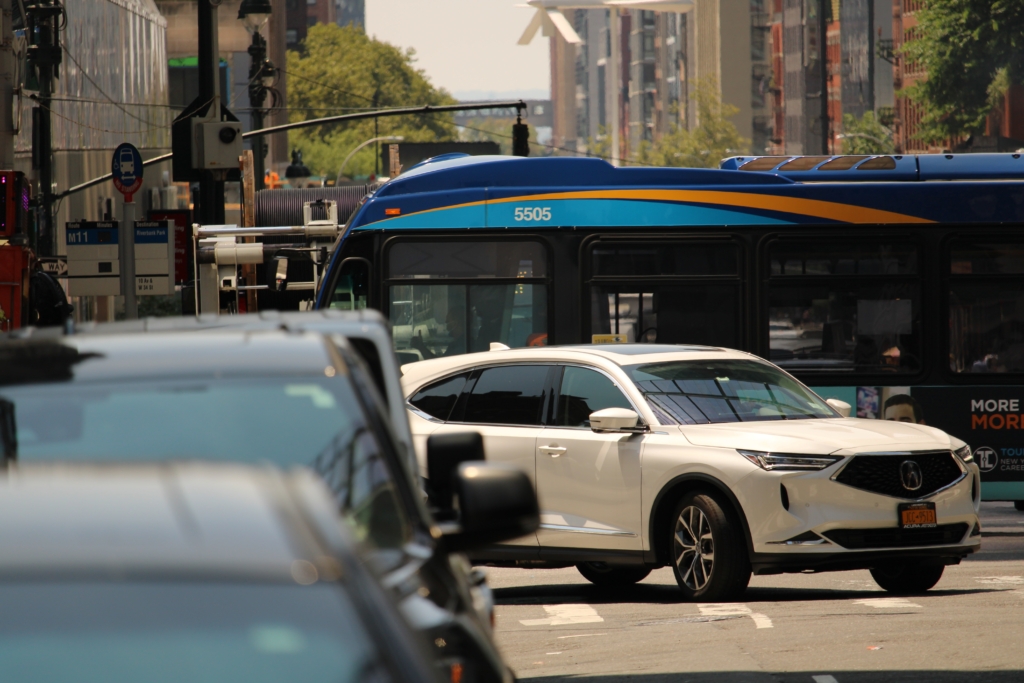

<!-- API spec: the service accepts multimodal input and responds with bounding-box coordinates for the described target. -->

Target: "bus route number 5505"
[514,207,551,221]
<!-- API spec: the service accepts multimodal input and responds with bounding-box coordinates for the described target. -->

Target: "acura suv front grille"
[833,451,964,499]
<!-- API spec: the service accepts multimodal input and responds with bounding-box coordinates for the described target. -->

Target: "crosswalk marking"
[698,603,773,629]
[977,575,1024,585]
[519,604,604,626]
[812,676,839,683]
[854,597,922,609]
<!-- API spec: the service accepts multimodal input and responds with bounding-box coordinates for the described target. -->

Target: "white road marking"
[545,651,563,655]
[977,576,1024,585]
[698,603,773,629]
[853,597,922,609]
[519,604,604,626]
[812,676,839,683]
[556,633,607,639]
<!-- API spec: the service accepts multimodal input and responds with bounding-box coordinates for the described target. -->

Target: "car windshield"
[1,375,411,549]
[0,581,391,683]
[627,359,836,424]
[2,376,361,465]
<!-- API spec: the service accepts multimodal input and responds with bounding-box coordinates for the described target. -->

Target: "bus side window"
[330,257,371,311]
[586,240,742,347]
[948,240,1024,373]
[767,240,921,375]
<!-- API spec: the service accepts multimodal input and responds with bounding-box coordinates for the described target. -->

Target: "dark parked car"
[0,328,537,683]
[0,463,438,683]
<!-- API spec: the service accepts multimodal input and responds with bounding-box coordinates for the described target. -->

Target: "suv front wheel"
[670,492,750,601]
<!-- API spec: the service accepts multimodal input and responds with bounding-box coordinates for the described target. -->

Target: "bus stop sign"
[111,143,143,202]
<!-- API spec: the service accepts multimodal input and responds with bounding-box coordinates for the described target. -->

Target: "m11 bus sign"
[111,142,143,201]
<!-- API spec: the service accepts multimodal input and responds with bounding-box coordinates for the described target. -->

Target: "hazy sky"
[365,0,551,99]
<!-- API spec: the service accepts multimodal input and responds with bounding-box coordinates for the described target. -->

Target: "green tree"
[902,0,1024,141]
[839,111,895,154]
[287,24,457,179]
[637,77,749,168]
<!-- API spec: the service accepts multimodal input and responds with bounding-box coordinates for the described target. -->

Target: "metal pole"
[819,0,829,155]
[120,200,138,319]
[609,8,620,166]
[248,30,267,191]
[55,101,528,201]
[0,0,15,170]
[197,0,223,225]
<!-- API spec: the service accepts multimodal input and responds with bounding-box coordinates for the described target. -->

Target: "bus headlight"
[738,450,844,471]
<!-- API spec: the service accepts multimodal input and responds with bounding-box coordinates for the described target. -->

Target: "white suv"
[402,344,981,600]
[401,344,983,602]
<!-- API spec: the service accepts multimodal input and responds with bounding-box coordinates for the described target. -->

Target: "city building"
[542,2,774,164]
[286,0,365,48]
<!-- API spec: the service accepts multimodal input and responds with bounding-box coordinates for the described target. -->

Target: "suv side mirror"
[589,407,645,433]
[826,398,852,417]
[426,432,485,519]
[441,463,540,552]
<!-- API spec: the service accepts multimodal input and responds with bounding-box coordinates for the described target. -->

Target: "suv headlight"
[738,449,844,471]
[954,445,973,464]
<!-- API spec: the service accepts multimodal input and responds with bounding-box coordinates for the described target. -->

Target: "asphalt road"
[486,502,1024,683]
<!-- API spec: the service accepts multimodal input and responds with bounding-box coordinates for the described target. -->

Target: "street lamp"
[239,0,276,191]
[337,136,404,182]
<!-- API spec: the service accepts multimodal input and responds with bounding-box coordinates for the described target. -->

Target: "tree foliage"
[902,0,1024,140]
[286,24,457,179]
[840,111,895,154]
[636,77,748,168]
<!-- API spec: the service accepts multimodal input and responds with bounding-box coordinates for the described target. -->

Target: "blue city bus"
[315,152,1024,503]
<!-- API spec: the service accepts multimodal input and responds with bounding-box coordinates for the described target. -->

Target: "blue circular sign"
[111,142,143,200]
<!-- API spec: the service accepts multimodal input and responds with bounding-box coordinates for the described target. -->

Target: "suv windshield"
[0,581,391,683]
[627,359,836,424]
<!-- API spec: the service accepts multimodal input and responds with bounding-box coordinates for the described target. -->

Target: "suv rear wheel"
[869,562,944,594]
[576,562,651,587]
[670,492,750,601]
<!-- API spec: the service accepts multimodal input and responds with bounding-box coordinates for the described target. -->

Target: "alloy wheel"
[674,505,715,591]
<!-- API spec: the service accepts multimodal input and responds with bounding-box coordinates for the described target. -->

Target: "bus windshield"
[627,360,837,425]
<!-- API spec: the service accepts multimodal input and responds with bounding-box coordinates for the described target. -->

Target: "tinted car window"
[556,367,633,427]
[408,374,469,421]
[461,365,550,426]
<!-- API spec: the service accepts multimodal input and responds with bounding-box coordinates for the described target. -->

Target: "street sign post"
[134,221,174,295]
[111,142,142,319]
[37,256,68,277]
[66,222,120,296]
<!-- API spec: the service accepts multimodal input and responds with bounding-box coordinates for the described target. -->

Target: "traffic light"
[0,172,29,241]
[512,114,530,157]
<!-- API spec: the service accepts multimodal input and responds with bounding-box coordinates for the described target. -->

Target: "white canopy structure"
[517,0,693,45]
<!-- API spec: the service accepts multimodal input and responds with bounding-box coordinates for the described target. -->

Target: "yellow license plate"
[899,502,937,529]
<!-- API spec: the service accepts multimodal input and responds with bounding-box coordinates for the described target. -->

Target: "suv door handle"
[539,446,567,457]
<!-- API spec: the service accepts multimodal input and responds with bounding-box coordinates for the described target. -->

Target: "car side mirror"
[426,432,485,519]
[826,398,852,417]
[589,407,645,433]
[440,462,540,552]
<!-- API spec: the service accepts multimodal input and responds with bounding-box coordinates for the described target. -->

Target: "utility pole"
[1,0,15,170]
[25,0,61,255]
[197,0,223,225]
[819,0,829,155]
[239,0,273,191]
